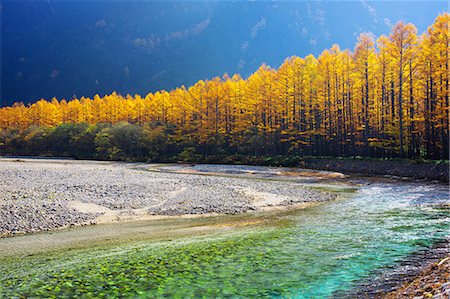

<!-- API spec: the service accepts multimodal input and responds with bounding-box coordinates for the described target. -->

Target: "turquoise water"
[0,179,449,298]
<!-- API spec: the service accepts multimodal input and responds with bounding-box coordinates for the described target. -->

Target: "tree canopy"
[1,14,448,160]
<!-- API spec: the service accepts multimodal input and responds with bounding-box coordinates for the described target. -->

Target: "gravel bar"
[0,158,337,236]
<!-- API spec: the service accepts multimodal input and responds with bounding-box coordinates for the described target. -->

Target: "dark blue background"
[0,0,447,106]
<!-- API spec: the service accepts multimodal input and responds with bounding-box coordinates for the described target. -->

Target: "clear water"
[0,171,448,298]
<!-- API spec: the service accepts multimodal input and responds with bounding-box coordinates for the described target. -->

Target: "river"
[0,164,448,298]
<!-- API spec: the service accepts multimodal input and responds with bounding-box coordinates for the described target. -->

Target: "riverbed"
[0,158,339,236]
[0,160,448,298]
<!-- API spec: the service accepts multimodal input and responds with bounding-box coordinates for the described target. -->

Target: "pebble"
[0,159,336,236]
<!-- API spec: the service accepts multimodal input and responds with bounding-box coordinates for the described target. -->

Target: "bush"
[95,122,145,161]
[47,123,89,156]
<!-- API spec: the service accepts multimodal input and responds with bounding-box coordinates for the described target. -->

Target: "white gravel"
[0,158,337,236]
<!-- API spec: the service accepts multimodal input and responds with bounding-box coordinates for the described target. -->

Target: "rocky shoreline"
[299,158,449,183]
[383,254,450,299]
[0,158,337,237]
[335,239,450,299]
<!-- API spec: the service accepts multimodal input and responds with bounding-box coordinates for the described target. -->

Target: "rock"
[0,159,336,235]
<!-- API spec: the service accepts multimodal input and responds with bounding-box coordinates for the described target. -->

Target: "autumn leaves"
[0,13,448,159]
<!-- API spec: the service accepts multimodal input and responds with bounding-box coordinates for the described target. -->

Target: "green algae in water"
[0,182,449,298]
[1,228,292,298]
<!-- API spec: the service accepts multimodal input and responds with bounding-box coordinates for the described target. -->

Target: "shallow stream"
[0,165,448,298]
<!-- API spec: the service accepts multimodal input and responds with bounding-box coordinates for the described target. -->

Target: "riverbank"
[339,238,450,298]
[3,155,448,183]
[219,155,448,183]
[297,158,449,183]
[0,158,337,237]
[383,254,450,299]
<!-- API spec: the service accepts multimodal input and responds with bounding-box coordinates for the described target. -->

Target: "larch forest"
[0,13,448,162]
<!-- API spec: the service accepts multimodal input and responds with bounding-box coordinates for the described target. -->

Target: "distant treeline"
[0,122,303,165]
[0,14,448,160]
[1,122,182,162]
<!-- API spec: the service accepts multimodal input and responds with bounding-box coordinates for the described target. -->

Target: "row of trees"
[0,123,174,161]
[1,14,448,159]
[0,122,288,164]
